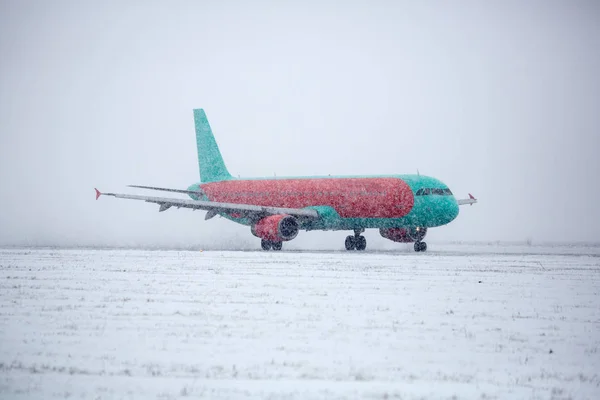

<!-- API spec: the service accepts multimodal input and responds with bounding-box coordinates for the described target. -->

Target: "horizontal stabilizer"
[128,185,204,197]
[457,193,477,206]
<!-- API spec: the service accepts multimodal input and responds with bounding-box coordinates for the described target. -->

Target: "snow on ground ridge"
[0,246,599,399]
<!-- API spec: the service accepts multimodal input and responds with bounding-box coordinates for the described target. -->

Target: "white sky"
[1,0,599,248]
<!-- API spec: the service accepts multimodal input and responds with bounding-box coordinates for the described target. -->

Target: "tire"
[420,242,427,252]
[272,241,283,251]
[356,235,367,251]
[345,236,356,250]
[261,239,272,251]
[414,242,421,252]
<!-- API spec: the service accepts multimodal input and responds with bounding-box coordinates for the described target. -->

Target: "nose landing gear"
[414,241,427,252]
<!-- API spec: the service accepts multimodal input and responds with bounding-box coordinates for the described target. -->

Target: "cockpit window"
[416,187,453,196]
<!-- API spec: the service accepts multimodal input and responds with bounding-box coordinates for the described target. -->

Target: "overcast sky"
[1,0,599,249]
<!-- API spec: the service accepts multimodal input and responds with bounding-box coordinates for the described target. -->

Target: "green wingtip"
[193,109,232,183]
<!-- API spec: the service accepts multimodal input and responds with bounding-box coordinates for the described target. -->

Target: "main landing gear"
[345,228,367,251]
[261,239,283,251]
[414,241,427,252]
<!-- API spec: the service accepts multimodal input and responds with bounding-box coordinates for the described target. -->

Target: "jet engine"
[379,227,427,243]
[251,215,299,242]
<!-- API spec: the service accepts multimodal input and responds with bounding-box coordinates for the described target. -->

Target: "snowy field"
[0,245,599,399]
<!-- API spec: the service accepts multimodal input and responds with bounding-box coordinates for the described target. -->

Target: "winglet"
[469,193,475,200]
[95,188,102,200]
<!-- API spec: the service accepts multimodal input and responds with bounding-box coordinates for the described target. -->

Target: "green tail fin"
[193,109,232,183]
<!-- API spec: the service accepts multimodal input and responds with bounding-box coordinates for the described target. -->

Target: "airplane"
[95,109,477,252]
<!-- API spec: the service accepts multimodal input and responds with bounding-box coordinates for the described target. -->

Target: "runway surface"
[1,244,599,399]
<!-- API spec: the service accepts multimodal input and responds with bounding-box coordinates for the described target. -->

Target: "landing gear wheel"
[355,235,367,251]
[345,233,366,251]
[261,239,272,251]
[414,242,427,252]
[345,236,356,250]
[271,241,283,251]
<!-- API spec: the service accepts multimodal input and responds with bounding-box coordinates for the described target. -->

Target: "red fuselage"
[200,177,415,219]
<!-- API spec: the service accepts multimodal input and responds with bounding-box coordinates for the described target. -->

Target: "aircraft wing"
[457,193,477,206]
[94,188,320,220]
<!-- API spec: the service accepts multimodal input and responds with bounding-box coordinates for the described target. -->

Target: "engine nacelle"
[251,215,299,242]
[379,227,427,243]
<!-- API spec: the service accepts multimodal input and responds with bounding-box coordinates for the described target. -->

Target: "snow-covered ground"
[0,245,599,399]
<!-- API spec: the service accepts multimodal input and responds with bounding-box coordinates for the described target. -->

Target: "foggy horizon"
[1,1,599,249]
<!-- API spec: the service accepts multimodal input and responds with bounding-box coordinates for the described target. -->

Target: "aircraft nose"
[447,198,460,223]
[424,196,459,226]
[436,196,459,225]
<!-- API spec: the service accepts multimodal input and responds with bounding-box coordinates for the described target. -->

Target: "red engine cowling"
[379,227,427,243]
[251,215,299,242]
